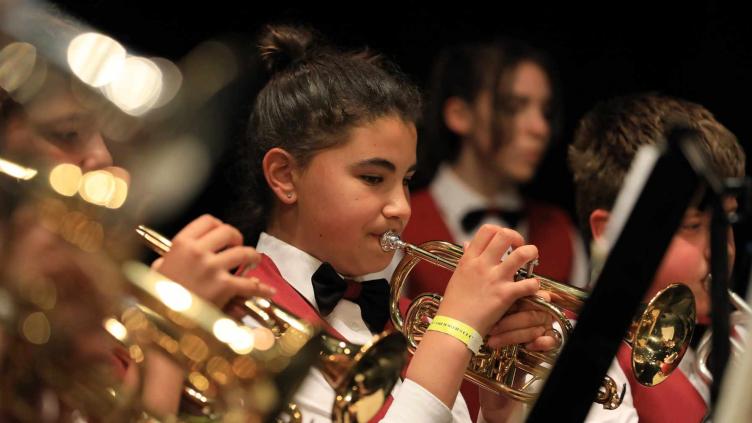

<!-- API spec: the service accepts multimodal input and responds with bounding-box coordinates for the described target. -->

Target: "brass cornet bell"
[137,225,408,423]
[243,297,407,423]
[380,231,696,408]
[626,283,696,386]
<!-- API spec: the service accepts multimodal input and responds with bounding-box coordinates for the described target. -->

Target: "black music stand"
[527,125,720,423]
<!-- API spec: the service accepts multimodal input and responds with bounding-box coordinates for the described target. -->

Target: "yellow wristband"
[426,315,482,355]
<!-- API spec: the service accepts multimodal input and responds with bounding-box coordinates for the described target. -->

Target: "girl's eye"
[681,221,703,231]
[44,130,80,145]
[55,132,78,142]
[360,175,383,185]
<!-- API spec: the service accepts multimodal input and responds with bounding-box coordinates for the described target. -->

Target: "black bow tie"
[311,263,390,333]
[461,208,525,233]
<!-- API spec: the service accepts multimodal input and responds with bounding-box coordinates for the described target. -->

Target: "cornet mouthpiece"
[380,231,405,252]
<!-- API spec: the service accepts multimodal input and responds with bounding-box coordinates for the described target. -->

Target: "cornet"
[380,231,697,409]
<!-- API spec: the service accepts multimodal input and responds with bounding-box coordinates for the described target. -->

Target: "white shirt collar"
[430,164,523,219]
[256,232,322,311]
[429,163,524,240]
[255,232,389,311]
[256,232,386,344]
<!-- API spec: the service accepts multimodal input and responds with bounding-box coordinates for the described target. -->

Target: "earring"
[286,192,293,199]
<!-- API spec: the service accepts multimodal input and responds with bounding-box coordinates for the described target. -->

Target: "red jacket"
[616,344,706,423]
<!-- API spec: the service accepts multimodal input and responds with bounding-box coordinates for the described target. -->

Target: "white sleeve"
[475,402,528,423]
[381,378,472,423]
[583,359,639,423]
[290,372,470,423]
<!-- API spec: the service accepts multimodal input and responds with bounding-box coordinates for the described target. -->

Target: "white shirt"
[256,233,474,423]
[429,164,589,288]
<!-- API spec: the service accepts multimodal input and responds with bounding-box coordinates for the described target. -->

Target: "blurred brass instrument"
[0,158,145,421]
[694,287,750,385]
[380,231,697,409]
[0,279,142,422]
[137,225,408,423]
[0,157,317,422]
[117,261,320,422]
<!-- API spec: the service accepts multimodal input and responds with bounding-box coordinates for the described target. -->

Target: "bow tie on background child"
[461,207,525,233]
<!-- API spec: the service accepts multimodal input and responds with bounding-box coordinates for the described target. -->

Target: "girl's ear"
[589,209,611,242]
[443,96,474,137]
[263,147,299,204]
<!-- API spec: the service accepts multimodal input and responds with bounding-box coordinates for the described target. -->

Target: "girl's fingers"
[228,275,277,299]
[480,229,523,267]
[487,326,546,349]
[498,244,538,276]
[492,277,540,308]
[151,257,164,270]
[173,214,222,241]
[488,310,550,335]
[464,225,502,258]
[197,224,244,253]
[212,247,261,273]
[524,335,559,352]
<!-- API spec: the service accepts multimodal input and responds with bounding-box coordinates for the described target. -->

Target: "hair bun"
[258,24,316,74]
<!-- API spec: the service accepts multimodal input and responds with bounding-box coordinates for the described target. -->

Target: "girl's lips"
[522,153,543,164]
[373,228,401,237]
[110,346,131,380]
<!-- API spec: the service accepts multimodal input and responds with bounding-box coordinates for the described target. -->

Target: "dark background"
[58,1,752,288]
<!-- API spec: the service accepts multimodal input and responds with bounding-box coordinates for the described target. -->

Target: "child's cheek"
[648,236,709,321]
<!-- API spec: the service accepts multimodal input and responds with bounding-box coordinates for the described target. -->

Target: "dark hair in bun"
[257,24,317,74]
